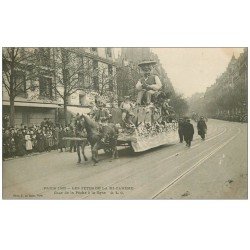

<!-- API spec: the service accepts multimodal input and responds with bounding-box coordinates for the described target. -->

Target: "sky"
[152,48,244,97]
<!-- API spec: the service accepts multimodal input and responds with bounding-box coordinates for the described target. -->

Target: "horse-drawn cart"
[63,105,179,156]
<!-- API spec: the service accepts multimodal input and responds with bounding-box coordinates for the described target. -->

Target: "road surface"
[2,119,248,199]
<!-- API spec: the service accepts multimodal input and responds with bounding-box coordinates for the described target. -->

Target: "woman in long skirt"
[36,130,45,153]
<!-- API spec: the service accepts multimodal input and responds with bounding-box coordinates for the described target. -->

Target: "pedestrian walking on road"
[183,119,194,147]
[197,116,207,140]
[178,117,185,143]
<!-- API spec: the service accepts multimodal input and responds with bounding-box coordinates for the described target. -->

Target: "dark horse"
[74,119,88,163]
[80,114,119,165]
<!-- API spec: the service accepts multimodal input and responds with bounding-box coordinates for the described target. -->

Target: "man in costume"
[136,60,162,105]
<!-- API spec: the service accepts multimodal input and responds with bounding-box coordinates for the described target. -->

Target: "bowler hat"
[138,60,157,67]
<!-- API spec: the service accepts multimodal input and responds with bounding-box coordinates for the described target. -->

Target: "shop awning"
[2,101,59,108]
[67,106,91,115]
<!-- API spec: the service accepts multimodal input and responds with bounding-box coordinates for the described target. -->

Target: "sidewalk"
[3,146,92,162]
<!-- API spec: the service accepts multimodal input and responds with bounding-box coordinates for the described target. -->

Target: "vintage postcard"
[2,47,248,199]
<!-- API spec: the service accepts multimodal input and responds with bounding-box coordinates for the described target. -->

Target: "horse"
[80,114,119,165]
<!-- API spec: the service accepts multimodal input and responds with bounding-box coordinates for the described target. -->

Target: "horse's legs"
[91,143,99,164]
[76,145,81,163]
[112,146,119,159]
[82,141,88,161]
[114,146,119,159]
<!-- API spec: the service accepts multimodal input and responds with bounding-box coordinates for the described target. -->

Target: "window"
[63,69,70,83]
[78,72,84,88]
[39,77,53,98]
[37,48,51,67]
[106,48,112,58]
[91,47,97,52]
[14,71,26,97]
[79,94,85,106]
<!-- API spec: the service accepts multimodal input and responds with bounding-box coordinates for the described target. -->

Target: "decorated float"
[111,105,178,152]
[63,59,179,153]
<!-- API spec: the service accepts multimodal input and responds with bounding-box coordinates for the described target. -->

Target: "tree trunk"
[64,102,68,126]
[9,97,15,127]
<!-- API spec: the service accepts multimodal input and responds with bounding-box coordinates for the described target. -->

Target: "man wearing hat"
[136,60,162,105]
[183,118,194,147]
[94,103,111,123]
[197,116,207,140]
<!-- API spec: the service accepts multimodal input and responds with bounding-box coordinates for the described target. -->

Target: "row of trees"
[187,50,248,118]
[3,48,117,126]
[169,92,189,117]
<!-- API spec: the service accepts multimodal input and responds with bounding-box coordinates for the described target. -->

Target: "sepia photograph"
[2,47,248,199]
[1,1,250,250]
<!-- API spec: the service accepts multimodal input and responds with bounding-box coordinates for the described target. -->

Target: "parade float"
[64,59,179,153]
[114,59,179,152]
[113,106,179,152]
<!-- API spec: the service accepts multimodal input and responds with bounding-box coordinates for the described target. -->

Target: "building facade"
[2,47,117,127]
[204,48,248,116]
[2,48,59,126]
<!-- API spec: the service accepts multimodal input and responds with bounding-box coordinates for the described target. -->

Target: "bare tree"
[116,64,140,101]
[52,48,93,124]
[2,48,37,126]
[94,63,117,105]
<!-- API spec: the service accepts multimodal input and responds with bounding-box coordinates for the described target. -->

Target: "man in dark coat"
[69,126,76,153]
[197,116,207,140]
[58,127,66,152]
[15,130,26,156]
[178,117,185,143]
[183,119,194,147]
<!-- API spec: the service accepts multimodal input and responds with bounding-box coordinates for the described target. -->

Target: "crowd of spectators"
[3,117,77,160]
[210,113,248,123]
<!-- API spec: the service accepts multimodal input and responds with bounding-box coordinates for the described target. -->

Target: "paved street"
[2,119,247,199]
